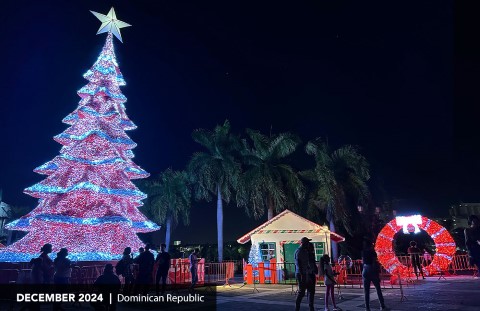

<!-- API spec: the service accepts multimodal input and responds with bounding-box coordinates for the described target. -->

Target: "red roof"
[236,209,345,244]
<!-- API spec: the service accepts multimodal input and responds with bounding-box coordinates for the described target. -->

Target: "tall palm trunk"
[329,220,338,261]
[327,207,338,260]
[217,184,223,262]
[165,215,172,252]
[267,195,274,220]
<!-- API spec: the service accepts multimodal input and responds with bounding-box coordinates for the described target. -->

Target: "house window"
[312,242,325,261]
[259,242,276,261]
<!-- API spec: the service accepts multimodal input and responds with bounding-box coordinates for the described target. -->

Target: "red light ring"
[374,216,456,276]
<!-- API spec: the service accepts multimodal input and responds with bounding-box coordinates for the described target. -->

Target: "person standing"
[39,243,54,284]
[407,241,425,279]
[295,237,317,311]
[119,247,134,294]
[464,215,480,278]
[320,254,341,311]
[91,264,121,311]
[306,243,320,309]
[156,243,171,295]
[53,248,72,285]
[362,239,389,311]
[53,248,72,311]
[134,244,155,294]
[423,249,432,266]
[29,257,44,284]
[189,249,199,291]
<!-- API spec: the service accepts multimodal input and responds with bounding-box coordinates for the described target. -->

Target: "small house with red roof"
[237,209,345,265]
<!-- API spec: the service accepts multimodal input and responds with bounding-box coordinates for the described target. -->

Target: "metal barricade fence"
[1,254,476,287]
[449,254,477,274]
[204,262,235,285]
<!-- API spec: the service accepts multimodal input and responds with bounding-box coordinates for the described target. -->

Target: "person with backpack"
[116,247,134,294]
[155,243,171,295]
[294,237,317,311]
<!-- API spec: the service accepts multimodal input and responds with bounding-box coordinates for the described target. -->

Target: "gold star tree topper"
[90,7,131,43]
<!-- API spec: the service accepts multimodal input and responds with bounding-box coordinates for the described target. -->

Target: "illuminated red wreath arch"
[374,215,456,276]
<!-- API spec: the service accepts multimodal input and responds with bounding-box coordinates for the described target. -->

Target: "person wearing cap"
[294,237,317,311]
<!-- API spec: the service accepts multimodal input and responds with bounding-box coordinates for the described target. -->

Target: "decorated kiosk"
[237,209,345,284]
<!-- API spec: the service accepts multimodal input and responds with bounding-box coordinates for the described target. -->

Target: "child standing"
[320,254,342,311]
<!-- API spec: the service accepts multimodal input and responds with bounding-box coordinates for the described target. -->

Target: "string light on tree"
[0,8,159,262]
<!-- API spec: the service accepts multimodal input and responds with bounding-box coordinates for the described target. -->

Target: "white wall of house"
[246,211,332,263]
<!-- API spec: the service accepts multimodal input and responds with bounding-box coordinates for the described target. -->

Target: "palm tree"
[237,129,305,220]
[188,120,242,262]
[139,169,191,251]
[301,138,370,259]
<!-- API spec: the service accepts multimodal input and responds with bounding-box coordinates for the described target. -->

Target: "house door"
[283,243,299,280]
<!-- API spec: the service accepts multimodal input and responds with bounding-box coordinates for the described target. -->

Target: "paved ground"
[1,276,479,310]
[216,276,480,311]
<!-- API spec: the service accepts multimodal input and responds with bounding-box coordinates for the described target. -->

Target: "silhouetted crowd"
[28,243,187,293]
[26,242,204,310]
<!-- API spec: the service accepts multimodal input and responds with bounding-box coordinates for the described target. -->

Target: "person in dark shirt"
[134,244,155,294]
[464,215,480,277]
[29,257,44,284]
[39,243,54,284]
[92,264,121,311]
[53,248,72,311]
[407,241,425,279]
[120,247,134,294]
[155,243,171,295]
[189,249,200,291]
[362,239,389,311]
[294,237,317,311]
[53,248,72,285]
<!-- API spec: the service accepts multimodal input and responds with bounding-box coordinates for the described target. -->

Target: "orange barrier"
[245,263,253,284]
[242,254,479,286]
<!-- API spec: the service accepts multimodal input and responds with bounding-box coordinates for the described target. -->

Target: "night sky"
[0,1,476,243]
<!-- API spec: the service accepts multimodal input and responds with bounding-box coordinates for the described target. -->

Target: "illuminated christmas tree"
[0,8,159,261]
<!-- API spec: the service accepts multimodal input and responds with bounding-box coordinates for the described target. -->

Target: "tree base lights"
[375,215,456,277]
